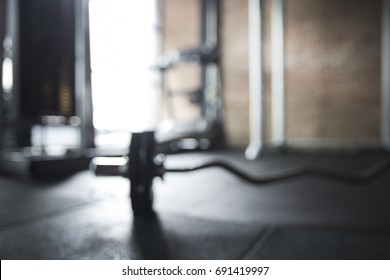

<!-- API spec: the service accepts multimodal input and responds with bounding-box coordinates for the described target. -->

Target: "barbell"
[90,131,390,215]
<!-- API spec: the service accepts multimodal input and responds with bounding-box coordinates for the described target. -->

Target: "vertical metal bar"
[382,0,390,150]
[156,0,163,58]
[271,0,284,147]
[75,0,94,151]
[202,0,219,46]
[155,0,163,128]
[149,0,162,131]
[201,0,221,123]
[245,0,264,160]
[7,0,21,147]
[201,0,208,119]
[84,0,94,148]
[0,0,4,149]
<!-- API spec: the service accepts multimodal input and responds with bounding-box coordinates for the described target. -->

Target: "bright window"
[89,0,160,133]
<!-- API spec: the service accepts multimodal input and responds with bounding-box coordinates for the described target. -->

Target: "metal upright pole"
[0,0,4,149]
[382,0,390,150]
[201,0,221,123]
[246,0,264,160]
[271,0,285,148]
[75,0,95,152]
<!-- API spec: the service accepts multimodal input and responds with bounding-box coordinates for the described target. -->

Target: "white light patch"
[2,57,13,93]
[89,0,160,132]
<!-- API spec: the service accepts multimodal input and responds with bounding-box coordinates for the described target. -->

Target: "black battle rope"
[164,157,390,184]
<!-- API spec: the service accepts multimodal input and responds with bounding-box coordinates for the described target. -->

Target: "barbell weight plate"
[128,131,156,215]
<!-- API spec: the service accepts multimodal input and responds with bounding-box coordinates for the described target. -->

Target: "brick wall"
[163,0,382,148]
[285,0,381,143]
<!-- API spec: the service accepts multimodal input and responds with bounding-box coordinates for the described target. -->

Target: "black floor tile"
[249,226,390,260]
[0,151,390,259]
[0,199,264,259]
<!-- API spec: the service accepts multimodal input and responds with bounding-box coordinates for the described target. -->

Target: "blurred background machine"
[0,0,223,178]
[156,0,223,152]
[0,0,93,178]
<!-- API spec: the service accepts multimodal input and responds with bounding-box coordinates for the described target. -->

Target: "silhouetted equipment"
[0,0,93,177]
[19,0,75,124]
[157,0,224,153]
[156,43,223,153]
[91,131,390,215]
[157,44,218,70]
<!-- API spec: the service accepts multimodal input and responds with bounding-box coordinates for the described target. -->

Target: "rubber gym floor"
[1,150,390,259]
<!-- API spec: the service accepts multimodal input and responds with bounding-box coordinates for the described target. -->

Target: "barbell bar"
[90,131,390,215]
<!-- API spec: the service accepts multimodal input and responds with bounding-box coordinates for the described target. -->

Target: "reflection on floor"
[1,151,390,259]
